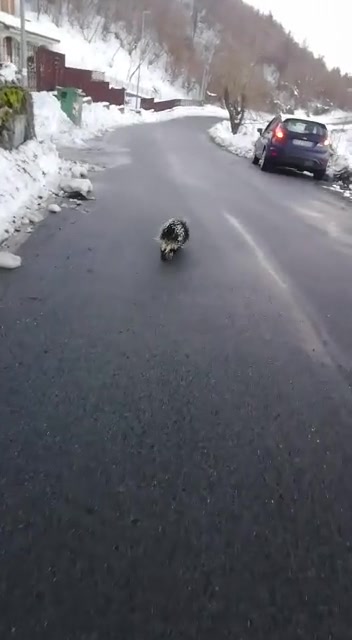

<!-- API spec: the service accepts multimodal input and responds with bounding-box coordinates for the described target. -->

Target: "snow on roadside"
[1,90,227,246]
[326,127,352,199]
[209,120,258,159]
[33,92,142,147]
[0,140,62,244]
[0,61,19,84]
[329,127,352,170]
[33,92,228,148]
[209,117,352,201]
[33,92,229,148]
[0,91,106,245]
[209,117,352,170]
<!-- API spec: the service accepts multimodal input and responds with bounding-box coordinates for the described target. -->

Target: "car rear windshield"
[283,119,327,136]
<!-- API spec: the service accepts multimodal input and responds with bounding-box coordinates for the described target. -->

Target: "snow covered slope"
[26,11,186,100]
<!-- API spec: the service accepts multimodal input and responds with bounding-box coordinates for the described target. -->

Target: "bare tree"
[224,86,246,134]
[33,0,352,110]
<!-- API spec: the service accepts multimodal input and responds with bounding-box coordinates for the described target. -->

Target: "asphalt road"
[1,116,352,639]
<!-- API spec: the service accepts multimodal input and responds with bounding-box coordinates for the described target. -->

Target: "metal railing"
[105,74,155,99]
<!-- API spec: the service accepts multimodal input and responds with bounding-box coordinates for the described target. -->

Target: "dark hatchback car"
[252,115,331,180]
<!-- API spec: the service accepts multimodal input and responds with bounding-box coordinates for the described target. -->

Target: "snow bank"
[33,92,73,143]
[34,91,228,148]
[0,93,137,243]
[0,62,19,84]
[33,92,142,147]
[34,92,228,148]
[209,116,352,201]
[330,127,352,170]
[209,120,258,159]
[210,117,352,170]
[0,140,61,244]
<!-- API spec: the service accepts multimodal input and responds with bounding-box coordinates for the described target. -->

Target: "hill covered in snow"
[26,0,352,114]
[25,2,194,101]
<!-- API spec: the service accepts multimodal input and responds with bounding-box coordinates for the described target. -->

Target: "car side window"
[264,117,279,134]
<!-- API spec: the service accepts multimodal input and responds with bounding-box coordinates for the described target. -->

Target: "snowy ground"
[0,139,61,244]
[33,92,227,147]
[209,116,352,200]
[209,120,261,159]
[33,92,143,147]
[26,11,187,101]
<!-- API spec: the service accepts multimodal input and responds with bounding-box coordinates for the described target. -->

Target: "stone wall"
[0,85,35,150]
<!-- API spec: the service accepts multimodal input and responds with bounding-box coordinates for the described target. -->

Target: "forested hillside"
[33,0,352,112]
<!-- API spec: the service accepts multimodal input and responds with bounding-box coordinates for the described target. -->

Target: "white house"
[0,0,60,85]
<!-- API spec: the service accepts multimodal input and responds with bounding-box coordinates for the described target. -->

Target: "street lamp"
[135,10,150,109]
[19,0,28,87]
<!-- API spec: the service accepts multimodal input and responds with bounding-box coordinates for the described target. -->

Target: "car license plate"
[293,139,313,147]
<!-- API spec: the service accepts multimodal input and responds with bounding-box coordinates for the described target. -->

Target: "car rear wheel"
[252,152,259,165]
[313,170,326,181]
[259,148,271,172]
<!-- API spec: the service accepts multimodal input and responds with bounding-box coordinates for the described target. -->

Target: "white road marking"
[224,212,287,289]
[293,205,323,219]
[223,211,338,367]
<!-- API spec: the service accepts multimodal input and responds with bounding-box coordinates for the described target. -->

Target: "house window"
[2,36,20,66]
[3,36,13,62]
[1,37,37,68]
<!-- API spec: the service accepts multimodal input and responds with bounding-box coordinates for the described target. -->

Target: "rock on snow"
[0,252,22,269]
[60,177,93,198]
[48,203,62,213]
[71,164,88,179]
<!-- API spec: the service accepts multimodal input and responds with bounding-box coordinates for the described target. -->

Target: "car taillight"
[317,137,330,148]
[273,126,285,140]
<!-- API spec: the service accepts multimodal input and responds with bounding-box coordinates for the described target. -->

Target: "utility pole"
[19,0,28,87]
[199,65,207,101]
[192,0,199,40]
[135,10,150,109]
[199,48,214,102]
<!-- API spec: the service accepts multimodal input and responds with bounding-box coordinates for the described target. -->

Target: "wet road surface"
[1,117,352,639]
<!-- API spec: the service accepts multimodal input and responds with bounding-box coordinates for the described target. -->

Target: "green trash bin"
[56,87,84,126]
